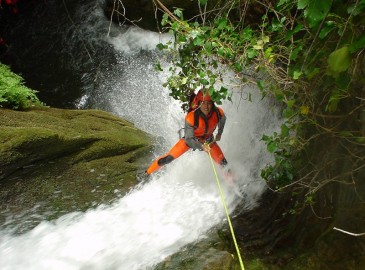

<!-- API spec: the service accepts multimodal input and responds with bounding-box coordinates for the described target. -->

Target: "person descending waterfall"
[145,90,234,183]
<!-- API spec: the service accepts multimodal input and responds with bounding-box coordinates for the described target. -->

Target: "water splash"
[0,2,281,269]
[0,176,230,270]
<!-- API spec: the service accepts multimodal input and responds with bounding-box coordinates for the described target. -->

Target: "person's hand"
[202,143,211,152]
[215,134,221,141]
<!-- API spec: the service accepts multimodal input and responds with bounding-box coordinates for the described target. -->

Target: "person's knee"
[158,155,174,166]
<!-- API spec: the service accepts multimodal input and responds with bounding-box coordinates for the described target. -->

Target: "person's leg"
[146,139,190,175]
[209,142,226,166]
[209,142,235,184]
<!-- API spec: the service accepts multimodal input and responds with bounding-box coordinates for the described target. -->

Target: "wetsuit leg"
[209,142,227,166]
[146,139,190,175]
[209,143,235,185]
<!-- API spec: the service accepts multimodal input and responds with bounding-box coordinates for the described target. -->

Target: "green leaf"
[177,34,187,43]
[306,67,320,79]
[297,0,309,9]
[281,124,290,137]
[319,21,335,39]
[261,134,269,141]
[264,47,273,59]
[247,48,258,58]
[327,46,351,76]
[173,8,183,19]
[190,29,200,39]
[349,34,365,53]
[161,13,169,26]
[212,60,218,68]
[200,79,209,85]
[283,107,295,118]
[220,86,228,95]
[154,62,163,71]
[257,80,265,91]
[283,25,301,47]
[199,0,208,5]
[304,0,333,28]
[286,100,295,108]
[326,89,341,112]
[267,141,277,153]
[234,63,243,72]
[156,43,165,50]
[277,0,288,7]
[271,20,283,32]
[293,70,302,79]
[274,88,284,101]
[217,18,228,30]
[204,41,212,54]
[290,45,303,60]
[326,97,339,112]
[242,27,252,40]
[218,47,224,56]
[198,71,206,77]
[336,73,351,90]
[193,37,204,46]
[339,131,353,137]
[347,1,365,16]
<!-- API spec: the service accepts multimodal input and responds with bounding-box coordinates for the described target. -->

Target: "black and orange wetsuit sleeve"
[217,107,226,135]
[184,119,203,150]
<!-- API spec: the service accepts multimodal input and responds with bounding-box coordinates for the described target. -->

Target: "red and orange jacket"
[184,107,226,150]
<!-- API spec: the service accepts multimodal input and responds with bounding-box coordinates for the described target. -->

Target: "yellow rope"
[207,150,245,270]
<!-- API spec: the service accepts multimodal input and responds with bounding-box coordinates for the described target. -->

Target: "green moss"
[0,107,154,232]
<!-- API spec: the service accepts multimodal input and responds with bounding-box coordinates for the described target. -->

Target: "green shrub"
[0,62,44,110]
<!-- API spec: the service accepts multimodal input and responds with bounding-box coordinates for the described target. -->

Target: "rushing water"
[0,1,281,269]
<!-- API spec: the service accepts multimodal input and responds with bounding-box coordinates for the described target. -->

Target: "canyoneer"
[145,90,234,183]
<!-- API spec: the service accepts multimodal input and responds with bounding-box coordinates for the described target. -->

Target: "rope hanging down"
[207,150,245,270]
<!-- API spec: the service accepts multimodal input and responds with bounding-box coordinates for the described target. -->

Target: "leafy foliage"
[0,62,44,110]
[154,0,365,209]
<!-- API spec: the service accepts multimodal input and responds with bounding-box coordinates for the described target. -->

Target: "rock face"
[0,107,239,268]
[0,107,153,228]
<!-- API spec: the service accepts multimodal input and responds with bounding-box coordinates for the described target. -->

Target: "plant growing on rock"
[153,0,365,212]
[0,62,44,110]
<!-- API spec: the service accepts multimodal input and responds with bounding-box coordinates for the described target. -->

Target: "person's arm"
[184,120,203,150]
[215,110,226,141]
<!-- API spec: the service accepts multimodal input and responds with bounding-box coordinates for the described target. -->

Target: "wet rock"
[0,107,153,231]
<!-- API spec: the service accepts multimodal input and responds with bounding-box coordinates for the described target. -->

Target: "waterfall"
[0,2,281,269]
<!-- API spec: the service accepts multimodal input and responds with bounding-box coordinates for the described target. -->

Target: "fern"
[0,62,44,110]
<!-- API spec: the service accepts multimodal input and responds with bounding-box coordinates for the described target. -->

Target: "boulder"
[0,107,153,229]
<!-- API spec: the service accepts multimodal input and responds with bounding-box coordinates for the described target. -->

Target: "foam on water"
[0,2,282,269]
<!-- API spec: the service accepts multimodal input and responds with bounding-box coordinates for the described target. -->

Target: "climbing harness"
[206,143,245,270]
[178,106,222,140]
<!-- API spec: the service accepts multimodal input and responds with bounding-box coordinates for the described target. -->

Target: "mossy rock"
[0,107,154,231]
[154,230,236,270]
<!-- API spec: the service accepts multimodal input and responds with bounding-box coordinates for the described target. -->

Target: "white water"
[0,2,282,269]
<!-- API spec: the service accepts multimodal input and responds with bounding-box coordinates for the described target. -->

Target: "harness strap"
[193,107,222,136]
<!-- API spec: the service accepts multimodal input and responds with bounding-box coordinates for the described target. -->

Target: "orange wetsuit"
[146,106,227,175]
